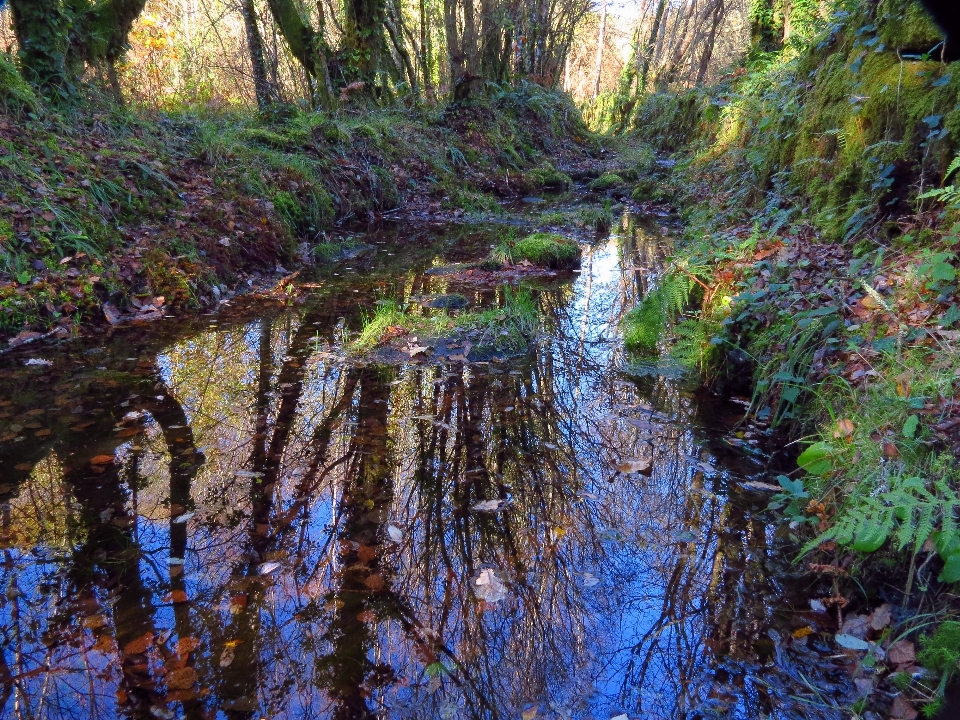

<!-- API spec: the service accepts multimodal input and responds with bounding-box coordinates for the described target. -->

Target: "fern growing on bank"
[621,270,695,353]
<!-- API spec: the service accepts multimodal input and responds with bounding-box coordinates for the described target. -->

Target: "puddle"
[0,213,853,718]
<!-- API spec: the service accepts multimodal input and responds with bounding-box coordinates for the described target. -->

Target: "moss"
[0,54,38,112]
[877,0,943,52]
[494,233,580,269]
[588,173,626,191]
[239,128,301,151]
[525,164,572,190]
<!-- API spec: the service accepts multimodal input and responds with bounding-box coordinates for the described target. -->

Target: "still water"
[0,214,853,719]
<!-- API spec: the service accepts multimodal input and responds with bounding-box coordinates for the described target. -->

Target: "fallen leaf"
[835,633,870,651]
[890,694,918,720]
[582,572,601,587]
[14,463,33,471]
[792,626,815,639]
[123,632,153,656]
[741,481,781,492]
[474,568,507,603]
[257,561,281,575]
[166,666,197,690]
[615,458,652,475]
[177,637,201,655]
[364,574,386,591]
[841,614,870,639]
[387,525,403,542]
[834,418,856,439]
[170,590,188,604]
[869,603,892,631]
[357,545,377,563]
[357,610,377,623]
[471,499,508,512]
[90,454,115,465]
[172,512,195,524]
[82,614,109,629]
[219,647,235,668]
[405,345,431,357]
[888,640,916,666]
[522,706,539,720]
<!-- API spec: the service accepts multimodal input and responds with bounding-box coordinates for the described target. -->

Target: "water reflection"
[0,215,850,719]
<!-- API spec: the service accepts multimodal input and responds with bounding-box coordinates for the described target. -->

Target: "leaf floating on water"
[90,454,115,465]
[219,646,236,668]
[835,633,871,651]
[582,573,601,587]
[471,499,508,512]
[615,458,652,475]
[387,525,404,542]
[671,529,697,543]
[474,568,508,603]
[235,470,264,478]
[258,562,281,575]
[522,705,539,720]
[741,481,781,492]
[405,345,431,357]
[172,512,195,524]
[23,358,53,366]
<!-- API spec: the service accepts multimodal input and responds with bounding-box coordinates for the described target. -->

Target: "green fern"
[804,477,960,556]
[918,153,960,208]
[622,271,694,352]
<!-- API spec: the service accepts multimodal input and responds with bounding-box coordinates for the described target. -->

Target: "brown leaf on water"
[70,421,95,431]
[177,637,201,655]
[356,545,377,564]
[116,428,141,437]
[364,574,386,591]
[123,632,153,656]
[166,666,197,690]
[170,590,188,604]
[357,610,377,624]
[792,626,815,639]
[90,454,115,465]
[615,458,652,475]
[14,463,33,471]
[34,428,51,437]
[82,614,109,629]
[888,640,916,666]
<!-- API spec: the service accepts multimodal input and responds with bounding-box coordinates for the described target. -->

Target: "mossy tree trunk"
[263,0,335,107]
[10,0,148,100]
[342,0,389,94]
[10,0,72,92]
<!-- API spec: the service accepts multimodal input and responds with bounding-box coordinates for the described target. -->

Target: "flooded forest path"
[0,185,857,719]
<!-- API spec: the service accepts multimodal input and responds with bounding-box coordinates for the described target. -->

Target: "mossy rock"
[877,0,944,53]
[507,233,580,269]
[631,178,659,202]
[526,165,573,190]
[588,173,627,191]
[424,294,468,309]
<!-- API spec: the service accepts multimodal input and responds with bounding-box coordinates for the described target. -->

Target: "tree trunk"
[263,0,335,106]
[240,0,275,109]
[695,0,724,85]
[343,0,387,92]
[638,0,668,94]
[592,0,607,98]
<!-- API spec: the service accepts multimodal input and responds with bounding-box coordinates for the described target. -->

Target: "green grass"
[492,233,580,269]
[350,286,540,354]
[587,173,626,191]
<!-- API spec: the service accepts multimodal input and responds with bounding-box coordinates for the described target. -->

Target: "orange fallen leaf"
[122,632,153,656]
[792,626,815,639]
[90,454,115,465]
[834,418,855,439]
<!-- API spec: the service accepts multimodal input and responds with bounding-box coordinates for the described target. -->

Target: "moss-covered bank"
[617,4,960,714]
[0,78,595,346]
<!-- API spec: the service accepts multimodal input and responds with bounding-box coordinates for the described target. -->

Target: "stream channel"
[0,203,857,719]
